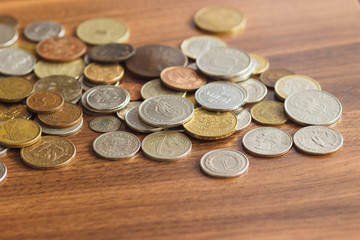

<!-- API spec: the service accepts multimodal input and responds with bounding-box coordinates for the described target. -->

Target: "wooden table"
[1,0,360,239]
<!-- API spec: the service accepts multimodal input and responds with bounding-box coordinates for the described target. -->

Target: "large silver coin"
[24,21,65,42]
[294,126,343,155]
[180,35,226,60]
[86,85,130,111]
[195,82,246,111]
[93,131,141,160]
[0,161,7,183]
[0,23,18,48]
[0,145,8,156]
[200,149,249,178]
[125,106,162,133]
[0,48,35,75]
[140,79,186,100]
[139,95,194,128]
[35,117,83,136]
[242,127,293,157]
[89,116,121,133]
[284,90,342,126]
[238,78,268,104]
[116,101,142,120]
[233,108,252,131]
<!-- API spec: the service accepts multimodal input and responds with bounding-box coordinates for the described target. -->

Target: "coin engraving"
[89,116,121,133]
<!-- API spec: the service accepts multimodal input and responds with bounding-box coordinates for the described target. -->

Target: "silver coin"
[233,108,252,131]
[0,23,18,48]
[116,101,142,120]
[187,63,197,70]
[284,90,342,126]
[200,149,249,178]
[35,117,83,136]
[79,75,91,91]
[181,35,226,60]
[237,78,268,104]
[242,127,293,157]
[139,95,194,128]
[70,93,82,104]
[142,131,192,161]
[89,115,121,133]
[140,79,186,100]
[0,48,35,75]
[86,85,130,111]
[81,88,125,115]
[24,21,65,42]
[0,145,8,156]
[0,161,7,183]
[125,106,162,133]
[294,126,343,155]
[195,82,247,111]
[93,131,141,160]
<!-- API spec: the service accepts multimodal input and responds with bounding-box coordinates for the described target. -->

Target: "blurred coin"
[34,59,85,79]
[251,101,288,125]
[0,161,7,183]
[0,48,35,75]
[260,68,294,88]
[26,90,64,114]
[88,43,135,63]
[0,103,31,121]
[84,63,124,85]
[118,82,142,101]
[0,146,8,155]
[187,63,197,70]
[0,23,18,48]
[38,103,83,128]
[0,77,34,103]
[24,21,65,42]
[116,101,141,120]
[82,75,119,88]
[237,78,267,104]
[0,15,18,27]
[140,79,186,99]
[249,53,269,75]
[233,107,252,131]
[180,35,226,59]
[160,66,207,91]
[18,42,37,60]
[35,117,83,136]
[125,106,162,133]
[89,115,121,133]
[86,85,130,111]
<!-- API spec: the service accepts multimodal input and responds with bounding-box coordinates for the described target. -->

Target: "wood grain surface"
[1,0,360,239]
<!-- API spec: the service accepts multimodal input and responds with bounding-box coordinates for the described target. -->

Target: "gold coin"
[183,108,237,140]
[249,53,269,75]
[0,103,31,121]
[0,77,34,103]
[194,6,246,33]
[84,63,124,85]
[20,136,76,169]
[250,101,288,125]
[34,59,85,79]
[0,119,41,148]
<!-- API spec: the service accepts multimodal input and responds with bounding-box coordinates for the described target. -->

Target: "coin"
[82,75,120,88]
[20,136,76,169]
[242,127,293,157]
[183,108,237,140]
[251,101,288,125]
[185,93,197,107]
[237,78,268,104]
[118,82,142,101]
[160,66,207,91]
[26,90,64,114]
[139,95,194,128]
[89,115,121,133]
[18,42,38,60]
[0,145,8,155]
[0,48,35,76]
[0,15,18,27]
[142,131,192,161]
[293,126,343,155]
[233,107,252,131]
[125,106,162,133]
[195,82,246,111]
[24,21,65,42]
[284,90,342,126]
[88,43,135,63]
[76,18,129,45]
[116,101,141,120]
[0,161,7,183]
[93,131,141,160]
[84,63,124,85]
[0,119,42,148]
[180,35,226,59]
[0,103,31,121]
[36,36,86,62]
[34,59,85,79]
[0,77,34,103]
[86,85,130,111]
[200,149,249,178]
[35,117,83,136]
[0,23,18,48]
[140,79,186,100]
[125,44,188,78]
[249,53,269,75]
[274,75,321,101]
[260,68,294,88]
[38,103,83,128]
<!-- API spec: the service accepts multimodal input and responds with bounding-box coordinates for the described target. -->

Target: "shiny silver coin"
[0,23,18,48]
[35,117,83,136]
[237,78,268,104]
[93,131,141,160]
[180,35,226,60]
[116,101,142,120]
[88,43,136,63]
[140,79,186,100]
[24,21,65,42]
[125,106,162,133]
[86,85,130,111]
[0,145,8,156]
[233,107,252,131]
[89,116,121,133]
[0,161,7,183]
[0,48,35,75]
[200,149,249,178]
[81,89,125,115]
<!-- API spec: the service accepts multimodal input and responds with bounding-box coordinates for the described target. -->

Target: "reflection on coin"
[35,117,83,136]
[0,77,34,103]
[0,48,35,75]
[293,126,343,155]
[86,85,130,111]
[260,68,294,88]
[24,21,65,42]
[142,131,192,161]
[251,101,288,125]
[84,63,124,85]
[233,108,252,131]
[34,59,85,79]
[89,116,121,133]
[249,53,269,75]
[0,161,7,183]
[200,149,249,178]
[26,90,64,114]
[180,35,226,59]
[0,103,31,121]
[125,106,162,133]
[38,103,83,128]
[140,79,186,100]
[0,23,18,48]
[238,78,268,104]
[116,101,142,120]
[160,66,207,91]
[242,127,293,157]
[93,131,141,160]
[88,43,135,63]
[0,145,8,156]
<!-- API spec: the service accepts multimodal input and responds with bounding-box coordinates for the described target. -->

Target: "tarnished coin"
[88,43,135,63]
[84,63,124,85]
[34,59,85,79]
[180,35,226,59]
[116,101,142,120]
[26,90,64,114]
[160,66,207,91]
[293,126,343,155]
[274,75,321,101]
[233,108,252,131]
[126,44,188,78]
[260,68,294,88]
[200,149,249,178]
[24,21,65,42]
[0,145,8,156]
[284,90,342,126]
[139,95,194,128]
[0,161,7,183]
[249,53,269,75]
[0,48,35,76]
[118,82,142,101]
[20,136,76,169]
[89,116,121,133]
[195,82,246,111]
[238,78,268,104]
[0,77,34,103]
[0,103,31,121]
[140,79,186,100]
[38,103,83,128]
[125,106,162,133]
[35,117,83,136]
[93,131,141,160]
[86,85,130,111]
[0,15,18,27]
[0,23,18,48]
[251,101,288,125]
[142,131,192,161]
[242,127,293,157]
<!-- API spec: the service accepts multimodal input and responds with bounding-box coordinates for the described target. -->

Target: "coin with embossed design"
[38,103,83,128]
[233,108,252,131]
[160,66,207,91]
[0,103,31,121]
[0,48,35,76]
[24,21,65,42]
[0,77,34,103]
[237,78,268,104]
[0,161,7,183]
[180,35,226,59]
[34,59,85,79]
[260,68,294,88]
[125,106,162,133]
[89,116,121,133]
[140,79,186,100]
[81,89,124,115]
[84,63,124,85]
[88,43,135,63]
[249,53,269,75]
[86,85,130,111]
[251,101,288,125]
[116,101,142,120]
[35,117,83,136]
[26,90,64,114]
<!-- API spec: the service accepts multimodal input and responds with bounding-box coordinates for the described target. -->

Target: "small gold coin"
[0,119,41,148]
[84,63,124,85]
[0,77,34,103]
[0,103,31,121]
[34,59,85,79]
[250,101,288,125]
[249,53,269,75]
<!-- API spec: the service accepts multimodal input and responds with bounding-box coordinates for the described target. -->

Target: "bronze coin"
[260,68,294,88]
[36,36,87,62]
[118,82,142,101]
[125,44,188,78]
[37,103,83,128]
[26,90,64,114]
[88,43,136,63]
[160,66,207,91]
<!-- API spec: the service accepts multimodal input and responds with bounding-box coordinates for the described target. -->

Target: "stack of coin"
[0,15,18,48]
[82,62,124,88]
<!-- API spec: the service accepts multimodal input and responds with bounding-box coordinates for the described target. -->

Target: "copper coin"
[260,68,294,88]
[26,90,64,114]
[125,44,188,78]
[36,36,87,62]
[37,103,83,128]
[88,43,136,63]
[118,82,142,101]
[160,66,207,91]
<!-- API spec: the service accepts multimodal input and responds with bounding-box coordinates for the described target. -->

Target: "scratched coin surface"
[86,85,130,111]
[0,161,7,183]
[140,79,186,99]
[89,115,121,133]
[238,78,268,104]
[233,107,252,131]
[0,77,34,103]
[293,126,343,156]
[251,101,288,125]
[38,103,83,128]
[242,127,293,157]
[200,149,249,178]
[0,23,18,48]
[0,103,31,121]
[160,66,207,91]
[142,131,192,161]
[284,90,342,126]
[260,68,294,88]
[35,117,83,136]
[116,101,142,120]
[93,131,141,160]
[84,63,124,85]
[249,53,269,75]
[180,35,226,59]
[24,21,65,42]
[125,106,162,133]
[88,43,136,63]
[0,48,36,76]
[34,59,85,79]
[26,90,64,114]
[20,136,76,169]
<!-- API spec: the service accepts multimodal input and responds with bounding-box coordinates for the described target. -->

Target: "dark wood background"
[1,0,360,239]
